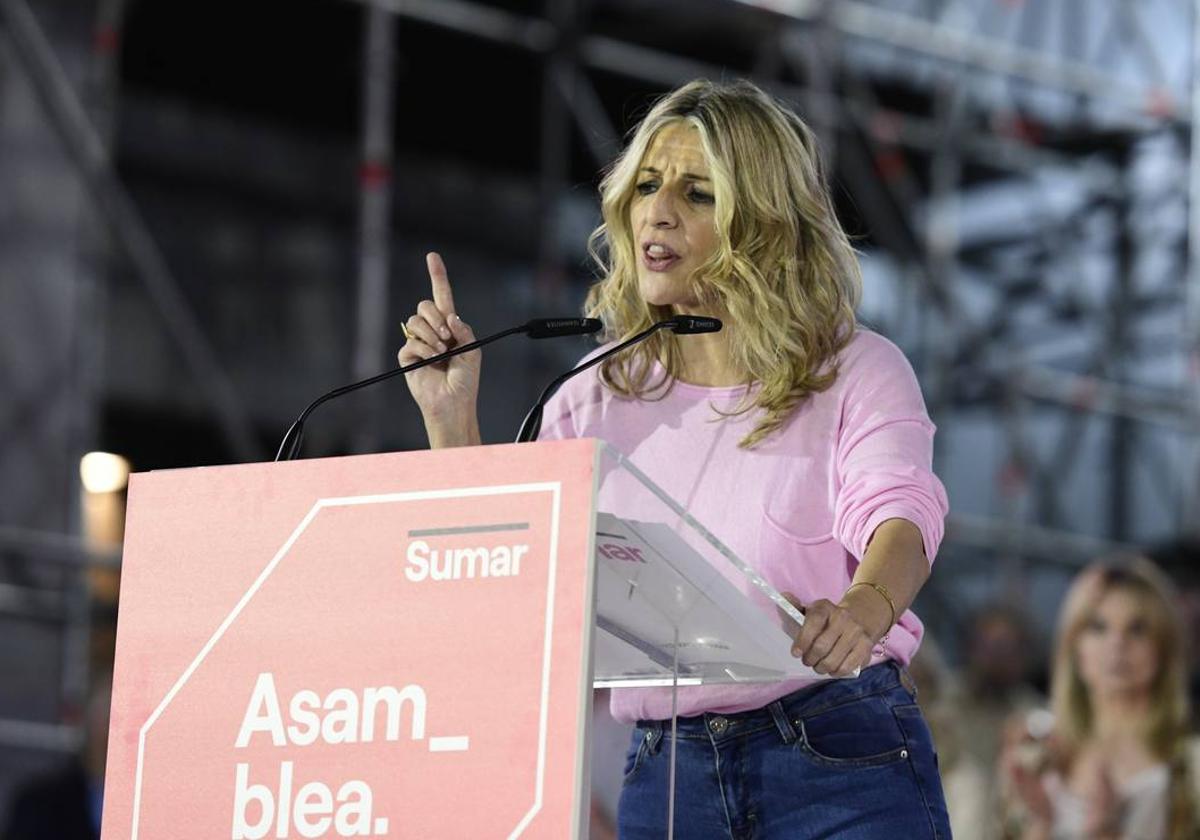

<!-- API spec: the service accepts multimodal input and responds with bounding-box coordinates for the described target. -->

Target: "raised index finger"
[426,252,456,316]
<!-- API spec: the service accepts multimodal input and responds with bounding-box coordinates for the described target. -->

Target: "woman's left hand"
[784,593,876,677]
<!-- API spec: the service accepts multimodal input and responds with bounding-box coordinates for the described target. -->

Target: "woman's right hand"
[398,252,482,448]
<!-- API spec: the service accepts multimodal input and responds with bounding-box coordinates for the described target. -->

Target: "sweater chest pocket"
[754,457,849,609]
[760,455,836,544]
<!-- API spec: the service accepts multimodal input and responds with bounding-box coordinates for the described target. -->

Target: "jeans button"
[708,716,728,735]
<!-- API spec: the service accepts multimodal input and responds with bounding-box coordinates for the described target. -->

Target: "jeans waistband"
[635,661,914,746]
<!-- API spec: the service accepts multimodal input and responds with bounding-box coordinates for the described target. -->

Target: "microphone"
[276,317,602,461]
[525,318,606,338]
[668,315,722,334]
[514,314,724,443]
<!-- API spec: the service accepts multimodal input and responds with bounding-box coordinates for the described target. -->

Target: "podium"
[102,439,823,839]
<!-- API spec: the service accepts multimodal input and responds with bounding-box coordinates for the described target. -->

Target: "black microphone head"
[668,315,723,334]
[524,317,603,339]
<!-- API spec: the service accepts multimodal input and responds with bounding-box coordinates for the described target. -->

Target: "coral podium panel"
[103,440,600,840]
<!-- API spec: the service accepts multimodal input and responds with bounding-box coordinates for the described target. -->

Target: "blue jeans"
[617,662,951,839]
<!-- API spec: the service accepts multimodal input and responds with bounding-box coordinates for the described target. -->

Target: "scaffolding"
[350,0,1200,551]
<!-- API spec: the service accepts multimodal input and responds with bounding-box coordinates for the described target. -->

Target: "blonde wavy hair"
[1050,558,1193,837]
[585,79,861,448]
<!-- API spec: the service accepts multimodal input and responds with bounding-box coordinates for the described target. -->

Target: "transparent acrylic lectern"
[591,442,830,691]
[588,443,839,837]
[585,439,830,691]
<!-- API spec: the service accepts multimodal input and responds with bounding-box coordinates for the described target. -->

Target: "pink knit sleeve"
[831,335,949,564]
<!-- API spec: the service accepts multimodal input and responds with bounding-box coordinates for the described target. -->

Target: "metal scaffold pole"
[1186,0,1200,537]
[58,0,130,731]
[351,3,397,454]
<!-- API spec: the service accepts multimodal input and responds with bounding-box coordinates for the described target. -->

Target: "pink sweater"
[539,329,949,723]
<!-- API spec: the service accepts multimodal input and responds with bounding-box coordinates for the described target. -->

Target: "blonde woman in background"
[1001,558,1199,839]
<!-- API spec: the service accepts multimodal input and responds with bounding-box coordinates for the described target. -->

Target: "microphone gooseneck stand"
[514,314,723,443]
[276,317,602,461]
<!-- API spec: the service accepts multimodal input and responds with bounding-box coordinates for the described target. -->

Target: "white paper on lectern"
[592,513,836,686]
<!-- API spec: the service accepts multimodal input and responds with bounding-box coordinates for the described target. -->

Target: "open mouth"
[643,242,680,272]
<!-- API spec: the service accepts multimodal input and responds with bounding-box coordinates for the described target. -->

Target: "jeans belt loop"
[646,720,664,754]
[766,699,799,745]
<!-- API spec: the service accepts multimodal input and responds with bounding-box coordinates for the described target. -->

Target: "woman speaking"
[398,79,952,839]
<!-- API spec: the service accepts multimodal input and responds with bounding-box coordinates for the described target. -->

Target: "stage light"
[80,452,131,494]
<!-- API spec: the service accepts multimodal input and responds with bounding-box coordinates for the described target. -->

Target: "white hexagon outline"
[130,481,563,840]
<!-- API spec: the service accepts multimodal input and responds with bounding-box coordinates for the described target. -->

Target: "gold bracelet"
[846,581,897,645]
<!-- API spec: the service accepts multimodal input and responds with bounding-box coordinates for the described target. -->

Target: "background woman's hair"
[585,78,861,448]
[1049,557,1194,837]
